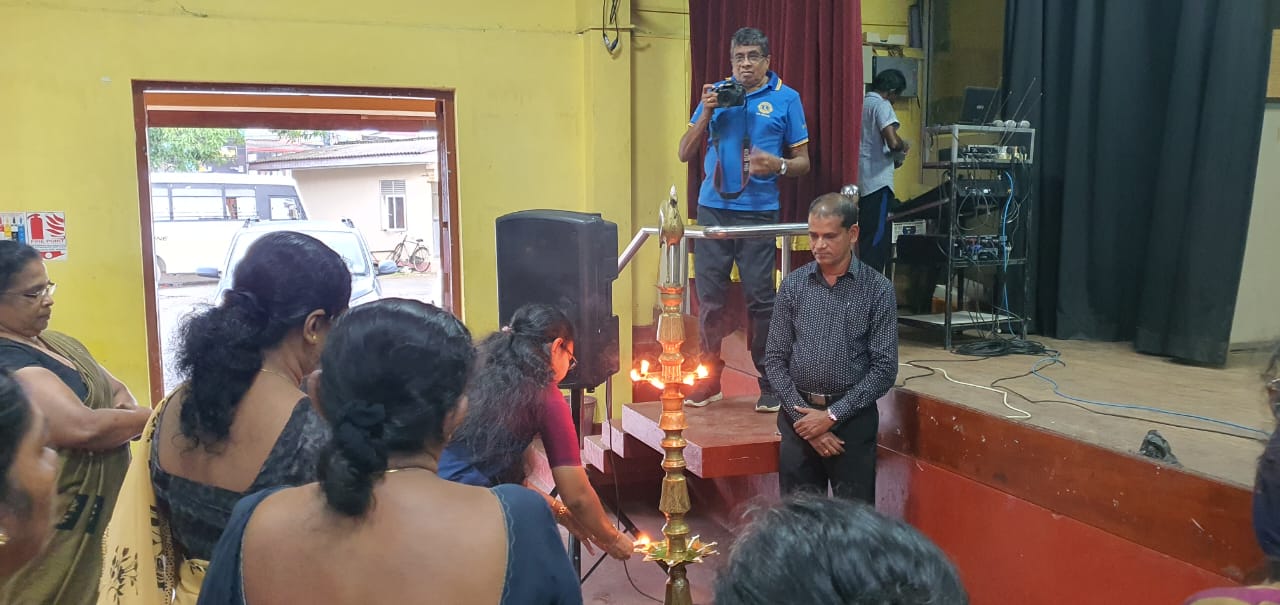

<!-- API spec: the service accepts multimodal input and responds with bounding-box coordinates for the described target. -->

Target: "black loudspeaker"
[495,210,619,389]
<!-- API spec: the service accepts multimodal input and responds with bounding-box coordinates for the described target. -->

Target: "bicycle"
[386,234,433,273]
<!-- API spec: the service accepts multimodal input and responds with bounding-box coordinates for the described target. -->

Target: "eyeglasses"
[731,52,767,65]
[568,354,578,372]
[1,283,55,302]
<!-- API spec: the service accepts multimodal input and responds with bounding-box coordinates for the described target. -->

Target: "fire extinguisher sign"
[25,212,67,261]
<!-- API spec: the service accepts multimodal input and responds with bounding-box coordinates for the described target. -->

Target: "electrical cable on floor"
[953,337,1056,358]
[901,355,1270,439]
[896,356,990,388]
[1026,357,1271,439]
[901,360,1032,419]
[989,368,1268,442]
[603,409,665,603]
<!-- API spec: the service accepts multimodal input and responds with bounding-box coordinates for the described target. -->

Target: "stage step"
[583,434,665,484]
[622,395,780,478]
[604,418,654,458]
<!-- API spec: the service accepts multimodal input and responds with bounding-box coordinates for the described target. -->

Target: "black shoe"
[684,376,723,407]
[754,391,780,413]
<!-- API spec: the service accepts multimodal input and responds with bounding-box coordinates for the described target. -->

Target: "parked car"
[196,220,398,307]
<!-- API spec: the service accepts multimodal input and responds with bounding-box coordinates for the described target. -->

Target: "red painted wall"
[879,451,1235,604]
[673,389,1263,604]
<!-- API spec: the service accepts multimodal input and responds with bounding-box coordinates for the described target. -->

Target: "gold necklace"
[384,465,437,475]
[258,368,300,387]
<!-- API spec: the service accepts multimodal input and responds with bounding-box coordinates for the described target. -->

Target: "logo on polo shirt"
[757,101,774,117]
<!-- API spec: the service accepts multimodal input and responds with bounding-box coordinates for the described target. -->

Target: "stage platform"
[620,331,1272,487]
[588,333,1273,602]
[893,335,1272,487]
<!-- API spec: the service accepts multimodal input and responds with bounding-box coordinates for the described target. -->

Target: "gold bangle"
[552,501,569,521]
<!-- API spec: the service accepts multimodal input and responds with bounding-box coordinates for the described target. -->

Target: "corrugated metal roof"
[248,137,436,170]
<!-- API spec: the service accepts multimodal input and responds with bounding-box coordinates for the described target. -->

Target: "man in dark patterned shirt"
[764,192,898,502]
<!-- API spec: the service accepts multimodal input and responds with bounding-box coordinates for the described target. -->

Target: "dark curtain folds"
[687,0,862,223]
[1003,0,1271,365]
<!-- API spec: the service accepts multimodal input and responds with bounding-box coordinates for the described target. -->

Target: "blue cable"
[1029,357,1271,438]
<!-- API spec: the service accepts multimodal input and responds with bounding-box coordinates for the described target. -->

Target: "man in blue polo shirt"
[677,27,810,413]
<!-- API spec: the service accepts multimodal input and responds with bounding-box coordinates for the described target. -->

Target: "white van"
[149,173,308,274]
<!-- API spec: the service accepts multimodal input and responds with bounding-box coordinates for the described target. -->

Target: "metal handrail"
[619,222,811,317]
[617,223,809,273]
[618,227,658,272]
[700,223,809,239]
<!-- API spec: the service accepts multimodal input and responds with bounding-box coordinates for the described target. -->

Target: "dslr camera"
[713,81,747,107]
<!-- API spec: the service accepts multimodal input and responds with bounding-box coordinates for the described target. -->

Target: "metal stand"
[567,387,586,577]
[899,124,1036,350]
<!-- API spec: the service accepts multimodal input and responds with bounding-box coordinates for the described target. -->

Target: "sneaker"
[684,377,723,407]
[754,391,781,413]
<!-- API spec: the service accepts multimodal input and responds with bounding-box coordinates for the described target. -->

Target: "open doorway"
[132,83,461,401]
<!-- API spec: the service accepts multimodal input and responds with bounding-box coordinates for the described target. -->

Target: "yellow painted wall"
[629,0,691,324]
[0,0,931,405]
[0,0,641,404]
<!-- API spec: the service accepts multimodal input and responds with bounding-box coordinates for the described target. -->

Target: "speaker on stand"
[495,209,620,577]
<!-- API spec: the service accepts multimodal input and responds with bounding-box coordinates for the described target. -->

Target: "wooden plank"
[143,91,437,114]
[147,110,434,132]
[622,396,780,478]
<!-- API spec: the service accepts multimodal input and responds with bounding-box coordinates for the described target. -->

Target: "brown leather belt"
[798,390,846,409]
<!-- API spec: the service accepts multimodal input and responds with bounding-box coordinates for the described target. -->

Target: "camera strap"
[710,106,752,200]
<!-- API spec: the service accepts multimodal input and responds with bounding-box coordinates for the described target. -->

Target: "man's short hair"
[873,68,908,96]
[809,192,859,229]
[730,27,770,57]
[714,496,969,605]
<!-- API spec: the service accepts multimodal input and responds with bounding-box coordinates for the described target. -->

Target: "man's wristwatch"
[778,158,789,175]
[827,410,838,423]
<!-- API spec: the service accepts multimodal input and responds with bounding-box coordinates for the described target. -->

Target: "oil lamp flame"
[648,378,665,390]
[641,359,651,374]
[629,368,642,382]
[695,364,709,379]
[682,374,695,386]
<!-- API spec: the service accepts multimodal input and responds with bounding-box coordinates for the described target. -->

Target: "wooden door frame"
[132,81,463,404]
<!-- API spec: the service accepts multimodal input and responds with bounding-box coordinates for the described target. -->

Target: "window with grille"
[381,180,407,230]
